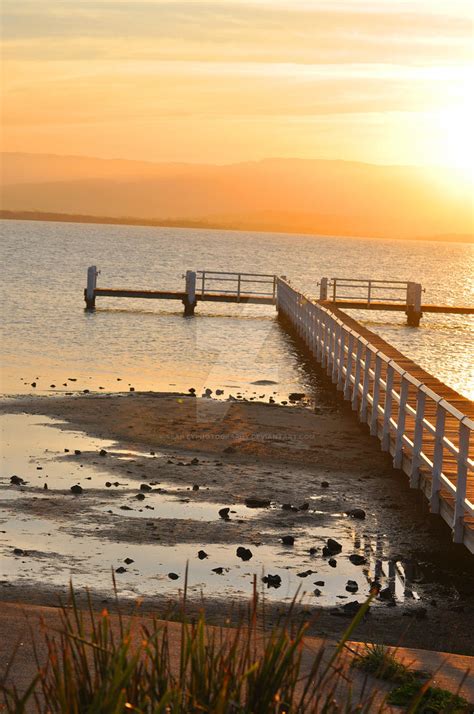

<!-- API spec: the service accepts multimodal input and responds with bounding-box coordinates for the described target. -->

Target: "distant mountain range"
[1,152,472,241]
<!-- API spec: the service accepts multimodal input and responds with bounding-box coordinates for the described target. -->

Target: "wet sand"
[1,392,474,655]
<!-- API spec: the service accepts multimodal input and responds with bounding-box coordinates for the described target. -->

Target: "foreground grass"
[1,580,471,713]
[354,643,470,713]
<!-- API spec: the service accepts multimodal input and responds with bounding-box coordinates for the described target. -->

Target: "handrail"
[275,277,474,551]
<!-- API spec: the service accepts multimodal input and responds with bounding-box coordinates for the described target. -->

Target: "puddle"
[96,499,255,522]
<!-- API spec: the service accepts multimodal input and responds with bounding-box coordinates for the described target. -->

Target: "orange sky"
[1,1,473,175]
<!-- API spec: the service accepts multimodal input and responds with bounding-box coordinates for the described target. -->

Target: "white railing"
[328,277,411,305]
[195,271,277,301]
[276,278,474,550]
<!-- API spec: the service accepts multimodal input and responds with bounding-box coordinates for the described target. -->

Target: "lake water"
[1,220,473,400]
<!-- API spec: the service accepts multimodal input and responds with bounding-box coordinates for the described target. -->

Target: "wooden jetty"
[83,265,473,552]
[276,278,474,554]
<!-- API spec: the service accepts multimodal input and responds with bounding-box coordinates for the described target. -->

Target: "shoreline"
[1,392,474,655]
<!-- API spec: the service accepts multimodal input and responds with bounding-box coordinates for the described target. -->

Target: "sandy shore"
[1,392,474,655]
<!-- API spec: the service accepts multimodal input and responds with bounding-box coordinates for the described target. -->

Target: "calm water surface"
[1,220,473,400]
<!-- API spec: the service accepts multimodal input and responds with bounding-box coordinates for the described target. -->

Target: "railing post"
[381,363,395,451]
[359,345,372,422]
[410,388,426,488]
[85,265,98,309]
[406,282,423,326]
[332,278,337,302]
[430,402,446,513]
[370,353,382,436]
[237,274,241,302]
[343,333,354,399]
[183,270,197,316]
[393,374,409,468]
[331,323,341,383]
[319,277,328,301]
[367,280,372,305]
[453,419,470,543]
[351,339,364,410]
[336,327,346,390]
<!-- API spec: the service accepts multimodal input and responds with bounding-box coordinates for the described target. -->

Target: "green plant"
[388,678,469,713]
[352,642,415,683]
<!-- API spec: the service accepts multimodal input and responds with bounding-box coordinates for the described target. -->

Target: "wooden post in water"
[183,270,197,316]
[319,277,328,301]
[85,266,98,309]
[406,282,423,326]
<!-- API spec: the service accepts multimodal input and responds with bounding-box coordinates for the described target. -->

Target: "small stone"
[297,570,314,578]
[245,497,271,508]
[115,566,127,574]
[64,449,69,452]
[168,572,179,580]
[281,535,295,546]
[346,508,366,520]
[83,389,90,394]
[189,387,196,394]
[349,554,367,566]
[282,503,298,512]
[74,450,81,455]
[99,449,107,457]
[216,389,224,395]
[262,574,282,589]
[313,588,322,597]
[140,484,152,492]
[10,475,26,486]
[191,458,199,465]
[192,484,200,491]
[129,387,135,392]
[236,547,253,561]
[323,538,342,556]
[342,601,364,617]
[289,392,305,402]
[314,580,325,586]
[346,580,358,593]
[13,548,26,556]
[197,550,208,560]
[218,507,230,519]
[378,587,394,602]
[50,384,56,388]
[212,567,224,575]
[120,505,132,511]
[135,493,146,500]
[70,485,83,494]
[298,503,309,511]
[124,558,134,565]
[328,558,337,568]
[31,382,36,388]
[321,481,329,488]
[105,482,112,487]
[309,547,318,555]
[43,483,48,490]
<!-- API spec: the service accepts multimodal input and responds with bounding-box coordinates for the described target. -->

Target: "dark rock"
[31,382,36,388]
[129,387,135,392]
[346,580,359,593]
[321,481,329,488]
[74,450,81,455]
[120,505,133,511]
[282,503,298,512]
[378,587,394,602]
[289,392,305,402]
[13,548,26,556]
[218,507,230,519]
[50,384,56,388]
[197,550,208,560]
[124,558,134,565]
[140,484,152,492]
[328,558,337,568]
[168,572,179,580]
[236,547,253,561]
[99,449,107,457]
[43,483,48,490]
[297,570,315,578]
[115,566,127,574]
[216,389,224,395]
[281,535,295,546]
[212,567,224,575]
[113,482,120,487]
[135,493,146,500]
[314,580,325,586]
[10,475,26,486]
[245,497,271,508]
[70,485,83,494]
[64,449,69,452]
[192,484,200,491]
[309,547,318,555]
[349,554,367,566]
[323,538,342,556]
[313,588,322,597]
[342,601,365,617]
[191,458,199,465]
[83,389,90,394]
[298,503,309,511]
[189,387,196,394]
[105,482,112,488]
[262,574,282,589]
[346,508,366,520]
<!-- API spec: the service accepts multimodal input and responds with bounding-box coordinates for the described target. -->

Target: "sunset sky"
[1,1,473,174]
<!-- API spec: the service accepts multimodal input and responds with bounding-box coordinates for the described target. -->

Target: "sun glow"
[431,103,474,181]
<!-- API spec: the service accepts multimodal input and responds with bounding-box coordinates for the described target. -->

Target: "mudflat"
[1,392,473,655]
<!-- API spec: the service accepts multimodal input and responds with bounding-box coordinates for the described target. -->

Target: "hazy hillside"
[1,153,472,240]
